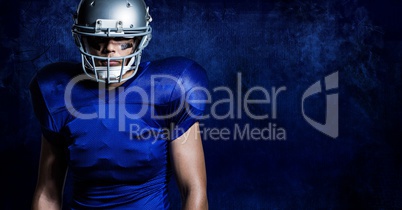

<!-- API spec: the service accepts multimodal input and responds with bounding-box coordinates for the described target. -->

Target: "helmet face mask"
[72,0,152,83]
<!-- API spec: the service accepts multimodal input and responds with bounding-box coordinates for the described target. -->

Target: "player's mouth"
[101,60,121,66]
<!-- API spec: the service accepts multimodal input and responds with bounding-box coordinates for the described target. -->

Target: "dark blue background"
[1,0,401,209]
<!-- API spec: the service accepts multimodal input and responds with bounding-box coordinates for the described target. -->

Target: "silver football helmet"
[72,0,152,83]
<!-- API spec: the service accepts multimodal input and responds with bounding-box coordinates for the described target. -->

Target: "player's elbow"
[32,188,62,210]
[180,184,208,210]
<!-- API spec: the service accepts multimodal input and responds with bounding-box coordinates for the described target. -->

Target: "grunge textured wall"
[1,0,401,209]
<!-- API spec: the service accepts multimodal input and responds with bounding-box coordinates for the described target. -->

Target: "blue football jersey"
[30,57,208,209]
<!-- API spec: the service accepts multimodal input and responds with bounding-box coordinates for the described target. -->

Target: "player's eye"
[112,38,135,50]
[120,42,134,50]
[86,37,107,50]
[85,37,134,51]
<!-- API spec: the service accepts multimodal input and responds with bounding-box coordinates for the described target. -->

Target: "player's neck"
[106,82,124,89]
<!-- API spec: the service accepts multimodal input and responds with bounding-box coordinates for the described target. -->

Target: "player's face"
[83,37,137,67]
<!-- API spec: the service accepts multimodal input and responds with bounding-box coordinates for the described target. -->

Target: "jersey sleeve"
[30,62,82,142]
[167,60,209,140]
[30,77,61,141]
